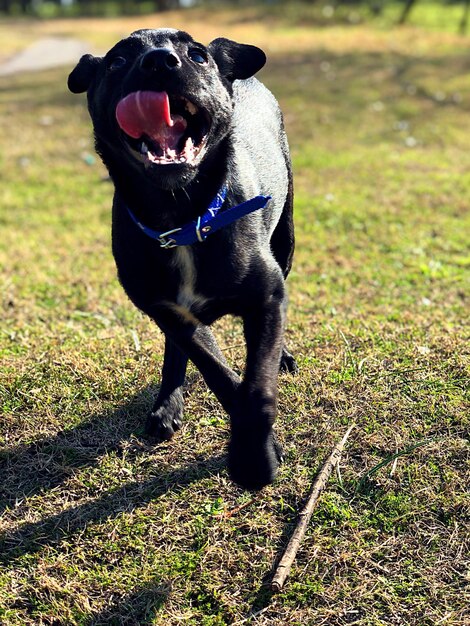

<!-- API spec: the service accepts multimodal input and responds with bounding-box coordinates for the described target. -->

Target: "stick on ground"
[271,423,355,592]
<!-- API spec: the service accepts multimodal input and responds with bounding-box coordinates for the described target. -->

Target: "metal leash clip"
[158,228,181,249]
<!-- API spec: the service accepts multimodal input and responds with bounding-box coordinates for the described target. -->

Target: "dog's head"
[68,29,266,190]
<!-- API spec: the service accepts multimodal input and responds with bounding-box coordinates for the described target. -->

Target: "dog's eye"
[188,49,207,65]
[107,56,127,71]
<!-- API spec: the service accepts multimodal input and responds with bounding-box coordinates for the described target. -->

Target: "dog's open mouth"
[116,91,210,165]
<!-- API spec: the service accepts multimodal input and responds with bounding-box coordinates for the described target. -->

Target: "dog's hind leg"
[146,336,188,440]
[270,169,294,280]
[271,175,298,375]
[280,344,299,374]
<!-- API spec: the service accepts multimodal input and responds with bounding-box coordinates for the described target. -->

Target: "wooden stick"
[216,496,258,519]
[271,423,355,592]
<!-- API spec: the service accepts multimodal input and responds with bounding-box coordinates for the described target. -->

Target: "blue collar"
[126,186,271,249]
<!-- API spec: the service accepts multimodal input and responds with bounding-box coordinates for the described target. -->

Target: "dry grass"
[0,4,469,625]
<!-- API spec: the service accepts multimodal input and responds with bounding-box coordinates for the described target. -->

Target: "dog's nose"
[140,48,181,73]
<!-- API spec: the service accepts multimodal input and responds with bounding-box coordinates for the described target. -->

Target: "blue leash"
[126,186,271,249]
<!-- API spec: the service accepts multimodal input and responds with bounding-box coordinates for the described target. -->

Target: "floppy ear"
[68,54,102,94]
[208,38,266,82]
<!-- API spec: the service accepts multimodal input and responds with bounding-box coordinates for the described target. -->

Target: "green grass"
[0,4,469,625]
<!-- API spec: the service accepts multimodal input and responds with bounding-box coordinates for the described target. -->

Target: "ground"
[0,3,468,625]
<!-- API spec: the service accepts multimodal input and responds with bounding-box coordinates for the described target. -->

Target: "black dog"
[68,28,296,490]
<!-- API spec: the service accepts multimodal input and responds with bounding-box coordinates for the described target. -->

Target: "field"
[0,3,468,625]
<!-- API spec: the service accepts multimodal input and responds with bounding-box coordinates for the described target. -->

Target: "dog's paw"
[279,348,299,374]
[145,395,183,442]
[228,428,283,491]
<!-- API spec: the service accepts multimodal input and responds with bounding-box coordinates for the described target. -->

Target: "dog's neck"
[102,141,232,232]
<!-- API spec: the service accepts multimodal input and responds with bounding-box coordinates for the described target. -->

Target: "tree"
[154,0,179,9]
[0,0,12,13]
[399,0,470,33]
[460,0,470,33]
[398,0,416,25]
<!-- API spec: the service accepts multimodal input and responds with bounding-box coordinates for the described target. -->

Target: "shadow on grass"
[0,385,159,516]
[82,580,171,626]
[0,450,225,567]
[0,363,205,517]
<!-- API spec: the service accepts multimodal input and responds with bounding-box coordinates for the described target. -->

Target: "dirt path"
[0,36,90,76]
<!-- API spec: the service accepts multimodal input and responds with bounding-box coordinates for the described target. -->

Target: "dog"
[68,28,296,491]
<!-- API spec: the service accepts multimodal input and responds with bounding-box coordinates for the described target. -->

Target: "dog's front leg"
[146,337,188,440]
[228,279,286,491]
[150,308,241,415]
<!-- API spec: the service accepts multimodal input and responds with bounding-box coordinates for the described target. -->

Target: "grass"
[0,3,469,625]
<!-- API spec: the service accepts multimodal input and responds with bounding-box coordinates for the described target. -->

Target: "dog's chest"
[170,247,207,318]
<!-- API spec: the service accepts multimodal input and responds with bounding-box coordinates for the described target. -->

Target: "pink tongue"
[115,91,187,152]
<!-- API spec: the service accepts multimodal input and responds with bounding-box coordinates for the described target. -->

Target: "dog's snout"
[140,48,181,74]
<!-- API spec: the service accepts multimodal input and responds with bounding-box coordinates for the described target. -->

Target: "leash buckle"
[158,228,181,249]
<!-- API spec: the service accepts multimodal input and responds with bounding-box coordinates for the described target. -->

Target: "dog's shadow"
[1,381,292,618]
[80,580,171,626]
[0,382,225,567]
[0,384,155,516]
[82,582,170,626]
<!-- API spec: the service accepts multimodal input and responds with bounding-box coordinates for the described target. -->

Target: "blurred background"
[1,0,470,27]
[0,0,469,26]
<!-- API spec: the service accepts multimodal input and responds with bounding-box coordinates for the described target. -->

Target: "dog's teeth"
[140,142,149,154]
[185,101,197,115]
